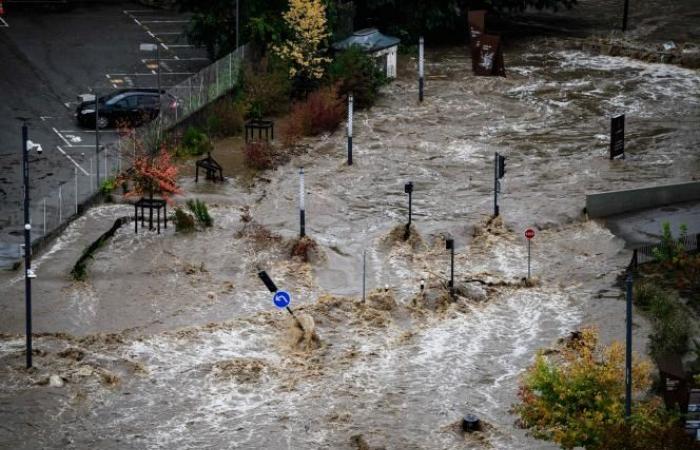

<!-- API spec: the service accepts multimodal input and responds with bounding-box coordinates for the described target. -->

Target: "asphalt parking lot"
[0,1,210,266]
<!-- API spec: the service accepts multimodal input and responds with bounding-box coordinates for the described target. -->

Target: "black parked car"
[75,89,176,129]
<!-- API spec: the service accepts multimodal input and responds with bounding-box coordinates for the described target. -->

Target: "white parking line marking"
[64,102,71,109]
[152,32,184,35]
[160,42,169,50]
[0,17,9,28]
[105,74,111,78]
[40,116,55,121]
[140,20,189,24]
[57,146,90,176]
[167,44,195,48]
[142,57,208,62]
[147,30,156,38]
[58,130,118,134]
[52,127,72,147]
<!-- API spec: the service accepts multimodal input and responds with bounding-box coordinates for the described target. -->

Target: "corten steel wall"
[586,181,700,218]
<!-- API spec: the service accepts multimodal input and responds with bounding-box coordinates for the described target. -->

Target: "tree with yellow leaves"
[515,327,698,449]
[272,0,331,83]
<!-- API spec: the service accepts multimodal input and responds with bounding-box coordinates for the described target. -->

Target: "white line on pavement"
[56,146,89,176]
[58,130,119,134]
[0,17,9,28]
[167,44,195,48]
[106,72,194,76]
[52,127,72,147]
[160,42,169,50]
[140,20,189,24]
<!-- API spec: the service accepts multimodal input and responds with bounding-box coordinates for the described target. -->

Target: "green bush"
[328,45,387,109]
[174,208,196,233]
[242,57,292,120]
[100,177,117,195]
[177,126,213,157]
[206,97,247,137]
[652,222,688,264]
[635,281,690,360]
[186,199,213,228]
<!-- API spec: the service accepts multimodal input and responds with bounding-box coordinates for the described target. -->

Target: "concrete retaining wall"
[586,181,700,218]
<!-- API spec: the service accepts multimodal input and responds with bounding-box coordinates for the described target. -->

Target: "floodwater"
[1,29,700,450]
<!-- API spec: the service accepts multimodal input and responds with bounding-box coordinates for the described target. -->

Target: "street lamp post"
[21,123,42,369]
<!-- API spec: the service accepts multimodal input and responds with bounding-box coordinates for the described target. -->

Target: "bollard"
[347,94,353,165]
[299,167,305,238]
[462,413,481,433]
[418,37,425,102]
[362,249,366,302]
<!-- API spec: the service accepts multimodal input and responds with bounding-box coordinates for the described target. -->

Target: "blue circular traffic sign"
[273,290,291,309]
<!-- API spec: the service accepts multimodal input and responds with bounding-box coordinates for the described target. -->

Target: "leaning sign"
[610,114,625,159]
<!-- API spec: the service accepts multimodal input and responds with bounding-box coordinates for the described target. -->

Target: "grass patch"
[186,199,213,228]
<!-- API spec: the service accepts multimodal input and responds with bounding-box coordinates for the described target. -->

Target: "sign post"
[610,115,625,160]
[404,181,414,240]
[258,271,301,326]
[494,152,506,217]
[525,228,535,279]
[299,167,305,238]
[625,272,633,419]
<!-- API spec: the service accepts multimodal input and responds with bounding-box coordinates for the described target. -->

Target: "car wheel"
[96,117,109,129]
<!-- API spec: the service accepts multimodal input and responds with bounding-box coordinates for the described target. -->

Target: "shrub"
[242,58,292,120]
[244,141,275,170]
[633,281,690,360]
[176,126,213,157]
[207,98,247,136]
[281,85,344,145]
[100,177,117,195]
[174,208,196,233]
[329,45,387,109]
[516,327,659,450]
[652,222,688,265]
[186,199,213,228]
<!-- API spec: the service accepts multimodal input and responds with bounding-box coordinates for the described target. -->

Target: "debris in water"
[288,236,323,263]
[49,374,64,388]
[382,224,424,251]
[287,313,321,352]
[212,357,272,383]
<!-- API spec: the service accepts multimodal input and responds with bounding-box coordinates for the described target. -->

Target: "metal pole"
[235,0,239,50]
[622,0,629,32]
[157,44,162,138]
[450,244,454,298]
[21,123,33,369]
[104,146,107,178]
[299,167,305,238]
[625,272,633,419]
[58,184,62,223]
[95,88,100,190]
[494,152,499,217]
[347,93,353,165]
[408,191,412,228]
[74,167,78,214]
[527,239,531,280]
[362,249,366,302]
[90,158,94,189]
[418,36,424,102]
[42,198,46,236]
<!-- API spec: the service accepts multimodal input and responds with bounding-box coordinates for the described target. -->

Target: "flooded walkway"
[1,32,699,449]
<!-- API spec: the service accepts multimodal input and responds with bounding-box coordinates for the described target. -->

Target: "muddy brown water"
[1,34,699,449]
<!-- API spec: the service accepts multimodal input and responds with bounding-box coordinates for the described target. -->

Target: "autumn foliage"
[117,147,181,203]
[272,0,331,81]
[281,85,344,146]
[514,327,693,449]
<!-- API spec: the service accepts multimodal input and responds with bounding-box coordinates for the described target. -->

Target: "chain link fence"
[3,45,246,264]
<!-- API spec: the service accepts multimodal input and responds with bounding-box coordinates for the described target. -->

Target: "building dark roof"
[332,28,400,53]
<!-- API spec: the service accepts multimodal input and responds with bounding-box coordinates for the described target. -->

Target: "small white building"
[332,28,400,78]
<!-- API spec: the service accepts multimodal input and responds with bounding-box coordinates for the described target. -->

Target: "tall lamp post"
[21,123,42,369]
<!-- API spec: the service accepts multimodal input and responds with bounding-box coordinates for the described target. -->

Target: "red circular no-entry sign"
[525,228,535,240]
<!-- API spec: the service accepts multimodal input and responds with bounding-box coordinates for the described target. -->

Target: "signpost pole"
[404,182,413,240]
[494,152,499,217]
[362,249,366,302]
[528,238,531,280]
[446,238,455,298]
